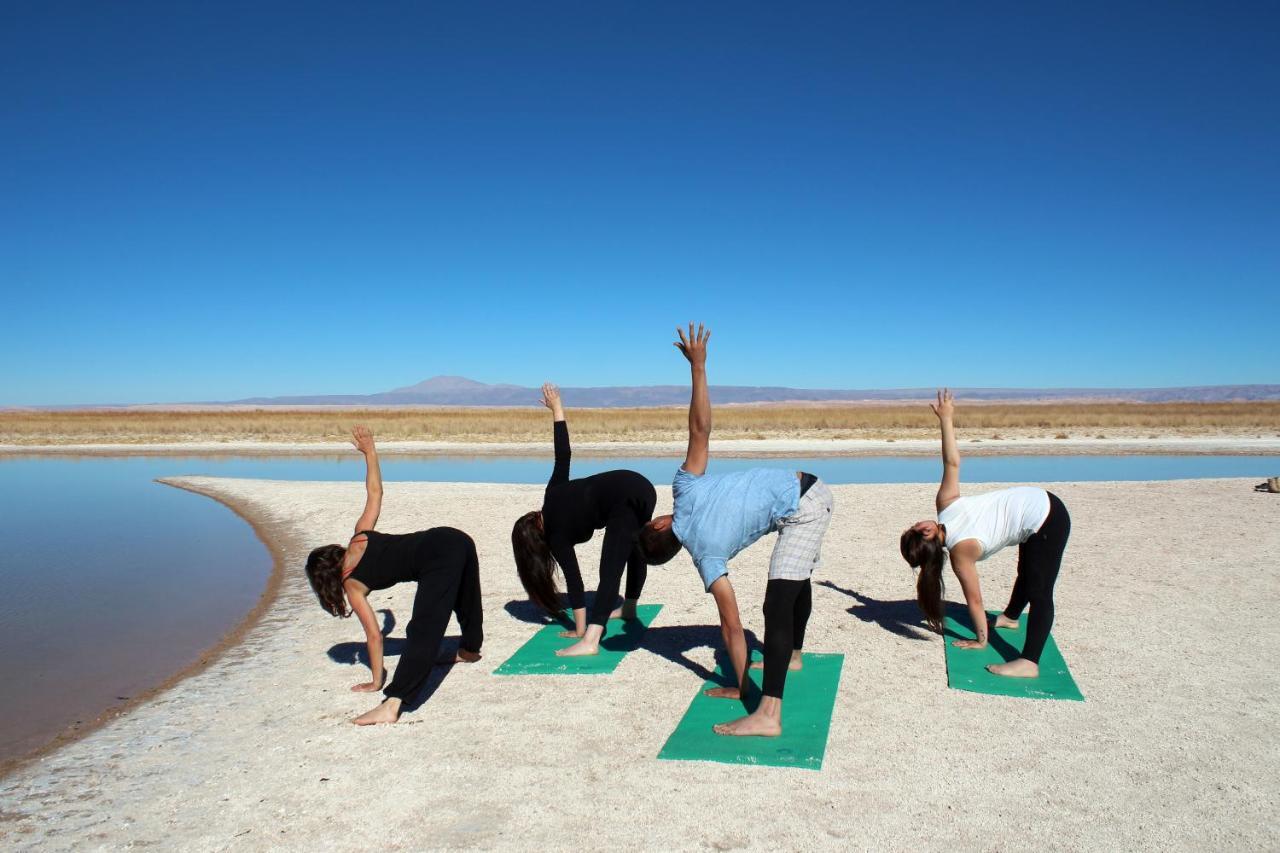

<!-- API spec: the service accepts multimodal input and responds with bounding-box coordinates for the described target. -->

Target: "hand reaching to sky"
[350,425,376,455]
[675,322,710,367]
[539,382,564,418]
[930,388,955,421]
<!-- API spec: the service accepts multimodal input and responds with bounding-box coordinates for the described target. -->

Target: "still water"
[0,452,1274,765]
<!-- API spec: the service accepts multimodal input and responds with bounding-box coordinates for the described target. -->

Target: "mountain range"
[227,376,1280,407]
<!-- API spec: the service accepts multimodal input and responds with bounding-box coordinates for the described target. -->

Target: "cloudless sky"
[2,2,1278,404]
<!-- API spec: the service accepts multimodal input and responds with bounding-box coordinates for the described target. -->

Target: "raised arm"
[675,323,711,476]
[540,382,570,487]
[351,425,383,533]
[932,389,960,513]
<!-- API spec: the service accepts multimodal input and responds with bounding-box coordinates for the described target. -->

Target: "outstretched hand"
[930,388,955,420]
[539,382,563,415]
[675,322,711,366]
[350,425,376,455]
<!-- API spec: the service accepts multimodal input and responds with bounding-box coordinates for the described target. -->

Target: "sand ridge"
[1,477,1276,850]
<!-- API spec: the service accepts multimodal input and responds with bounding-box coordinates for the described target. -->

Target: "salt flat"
[1,477,1275,851]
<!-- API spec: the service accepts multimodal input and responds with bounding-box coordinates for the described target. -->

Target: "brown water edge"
[0,479,292,780]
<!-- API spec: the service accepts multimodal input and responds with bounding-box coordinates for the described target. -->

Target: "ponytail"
[512,511,562,616]
[900,527,947,632]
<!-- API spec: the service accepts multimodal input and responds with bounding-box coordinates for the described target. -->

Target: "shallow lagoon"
[0,452,1274,765]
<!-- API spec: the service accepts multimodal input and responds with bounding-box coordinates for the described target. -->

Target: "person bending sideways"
[638,324,834,738]
[899,390,1072,678]
[512,383,657,657]
[304,426,484,725]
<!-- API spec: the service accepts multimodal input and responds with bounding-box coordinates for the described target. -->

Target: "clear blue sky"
[3,2,1277,404]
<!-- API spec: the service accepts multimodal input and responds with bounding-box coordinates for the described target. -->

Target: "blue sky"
[2,2,1277,404]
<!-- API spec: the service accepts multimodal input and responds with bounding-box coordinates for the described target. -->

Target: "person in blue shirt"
[638,324,834,737]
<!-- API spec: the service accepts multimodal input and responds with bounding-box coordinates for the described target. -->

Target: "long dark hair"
[305,544,350,618]
[512,511,561,616]
[900,527,946,632]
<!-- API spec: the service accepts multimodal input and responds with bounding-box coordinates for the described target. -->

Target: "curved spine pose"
[304,426,484,724]
[512,383,657,657]
[639,325,835,737]
[899,390,1071,678]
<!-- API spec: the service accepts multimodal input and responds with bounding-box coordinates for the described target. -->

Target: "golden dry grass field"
[2,402,1278,446]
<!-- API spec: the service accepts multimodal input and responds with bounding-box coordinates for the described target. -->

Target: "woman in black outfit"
[512,384,657,658]
[305,426,483,725]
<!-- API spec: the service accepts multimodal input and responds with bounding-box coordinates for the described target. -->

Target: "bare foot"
[437,648,483,664]
[987,658,1039,678]
[750,651,803,672]
[555,638,600,657]
[608,601,639,621]
[704,686,741,700]
[713,710,781,738]
[557,629,584,639]
[352,697,402,726]
[994,614,1020,630]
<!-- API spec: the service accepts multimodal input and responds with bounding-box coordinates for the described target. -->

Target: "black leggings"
[761,578,813,699]
[588,539,647,628]
[384,536,484,701]
[1002,492,1070,664]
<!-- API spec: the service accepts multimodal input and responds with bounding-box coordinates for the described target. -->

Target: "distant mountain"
[228,377,1280,407]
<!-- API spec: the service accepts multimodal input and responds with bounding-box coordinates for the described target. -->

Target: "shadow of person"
[503,595,624,629]
[941,602,1022,662]
[328,609,403,664]
[504,599,560,626]
[324,608,466,712]
[816,579,932,641]
[640,623,761,684]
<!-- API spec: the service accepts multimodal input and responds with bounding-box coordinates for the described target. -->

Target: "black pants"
[1002,492,1070,664]
[588,539,647,628]
[384,533,484,701]
[760,578,813,698]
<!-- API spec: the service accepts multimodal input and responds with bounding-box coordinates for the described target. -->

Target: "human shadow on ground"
[325,608,467,712]
[503,595,622,628]
[639,623,761,685]
[941,603,1022,662]
[502,599,653,654]
[816,580,932,641]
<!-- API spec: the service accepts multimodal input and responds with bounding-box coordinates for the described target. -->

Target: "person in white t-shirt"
[899,390,1072,678]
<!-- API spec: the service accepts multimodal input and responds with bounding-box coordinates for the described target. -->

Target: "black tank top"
[347,527,472,591]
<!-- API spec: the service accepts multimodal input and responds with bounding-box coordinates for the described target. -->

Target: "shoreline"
[1,476,1275,848]
[3,435,1280,458]
[0,479,291,780]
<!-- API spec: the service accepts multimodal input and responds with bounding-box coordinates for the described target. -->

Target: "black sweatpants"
[761,578,813,699]
[588,536,648,628]
[1002,492,1071,664]
[384,534,484,701]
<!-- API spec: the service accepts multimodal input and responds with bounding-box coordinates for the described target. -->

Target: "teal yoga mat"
[657,653,844,770]
[493,604,662,675]
[943,610,1083,701]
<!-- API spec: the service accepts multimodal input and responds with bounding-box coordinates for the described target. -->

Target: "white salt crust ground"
[1,478,1276,851]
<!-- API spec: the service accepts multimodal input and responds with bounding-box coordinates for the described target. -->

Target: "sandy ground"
[1,477,1277,851]
[3,435,1280,456]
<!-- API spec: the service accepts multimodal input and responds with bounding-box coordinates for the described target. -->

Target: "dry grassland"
[2,402,1278,445]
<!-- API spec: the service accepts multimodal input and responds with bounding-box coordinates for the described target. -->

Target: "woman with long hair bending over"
[511,383,657,657]
[305,426,483,724]
[899,390,1071,678]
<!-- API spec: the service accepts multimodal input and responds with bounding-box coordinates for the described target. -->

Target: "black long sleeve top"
[541,420,657,609]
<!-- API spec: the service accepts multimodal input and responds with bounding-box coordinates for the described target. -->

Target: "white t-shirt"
[938,486,1050,560]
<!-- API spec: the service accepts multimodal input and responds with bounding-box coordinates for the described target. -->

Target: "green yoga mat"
[494,604,663,675]
[658,653,844,770]
[943,610,1083,701]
